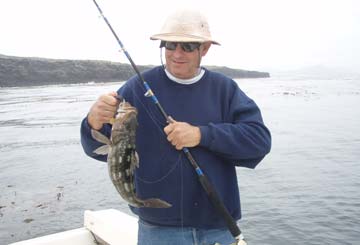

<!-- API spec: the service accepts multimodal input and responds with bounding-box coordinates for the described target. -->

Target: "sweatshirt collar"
[164,68,205,85]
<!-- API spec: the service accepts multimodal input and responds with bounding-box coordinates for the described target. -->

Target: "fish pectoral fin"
[94,145,110,155]
[91,129,111,145]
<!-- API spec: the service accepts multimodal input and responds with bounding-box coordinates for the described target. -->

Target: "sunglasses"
[160,41,201,52]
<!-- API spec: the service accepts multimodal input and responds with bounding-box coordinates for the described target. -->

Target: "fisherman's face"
[164,42,211,79]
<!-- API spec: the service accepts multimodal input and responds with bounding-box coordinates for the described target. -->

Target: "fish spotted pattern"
[91,100,171,208]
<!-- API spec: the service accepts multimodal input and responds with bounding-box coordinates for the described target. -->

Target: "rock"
[23,218,34,223]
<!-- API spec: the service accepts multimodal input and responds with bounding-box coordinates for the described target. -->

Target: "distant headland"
[0,54,270,87]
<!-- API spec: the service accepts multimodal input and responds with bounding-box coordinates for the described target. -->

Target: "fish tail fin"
[143,198,172,208]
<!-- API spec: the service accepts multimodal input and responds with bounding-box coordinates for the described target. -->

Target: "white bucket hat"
[150,9,220,45]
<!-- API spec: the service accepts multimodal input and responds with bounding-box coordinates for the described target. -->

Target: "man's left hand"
[164,117,201,150]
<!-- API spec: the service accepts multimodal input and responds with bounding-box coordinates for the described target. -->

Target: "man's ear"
[201,42,212,57]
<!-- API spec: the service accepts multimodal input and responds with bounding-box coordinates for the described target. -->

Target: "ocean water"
[0,76,359,245]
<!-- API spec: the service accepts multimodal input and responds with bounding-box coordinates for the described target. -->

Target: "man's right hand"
[87,91,118,130]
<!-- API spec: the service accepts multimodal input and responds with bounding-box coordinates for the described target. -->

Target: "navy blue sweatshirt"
[81,66,271,229]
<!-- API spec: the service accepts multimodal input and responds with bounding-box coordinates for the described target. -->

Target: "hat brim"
[150,33,220,45]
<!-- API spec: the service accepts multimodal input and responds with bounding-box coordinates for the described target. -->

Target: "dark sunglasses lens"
[181,43,200,52]
[164,42,201,52]
[164,42,177,50]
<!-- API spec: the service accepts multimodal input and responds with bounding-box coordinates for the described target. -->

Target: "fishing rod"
[91,0,243,243]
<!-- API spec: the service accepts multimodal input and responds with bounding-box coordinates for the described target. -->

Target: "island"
[0,54,270,87]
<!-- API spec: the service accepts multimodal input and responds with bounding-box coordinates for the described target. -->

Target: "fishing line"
[121,84,182,184]
[180,154,186,244]
[121,80,183,184]
[129,79,167,130]
[135,152,183,184]
[91,0,243,243]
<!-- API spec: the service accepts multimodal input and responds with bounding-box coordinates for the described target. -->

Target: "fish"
[91,99,171,208]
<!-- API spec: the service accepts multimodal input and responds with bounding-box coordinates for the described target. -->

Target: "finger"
[164,123,175,135]
[93,107,115,123]
[167,132,175,143]
[174,141,183,150]
[99,109,117,119]
[101,94,118,106]
[167,116,176,124]
[171,139,180,149]
[109,91,124,102]
[100,103,117,114]
[97,96,118,113]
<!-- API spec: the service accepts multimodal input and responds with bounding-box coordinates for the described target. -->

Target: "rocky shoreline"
[0,54,270,87]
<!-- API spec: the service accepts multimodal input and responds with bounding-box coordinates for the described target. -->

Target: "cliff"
[0,54,270,87]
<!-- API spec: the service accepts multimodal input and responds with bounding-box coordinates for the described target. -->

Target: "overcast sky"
[0,0,359,72]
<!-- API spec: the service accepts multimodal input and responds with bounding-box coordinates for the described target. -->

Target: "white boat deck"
[9,209,138,245]
[9,209,248,245]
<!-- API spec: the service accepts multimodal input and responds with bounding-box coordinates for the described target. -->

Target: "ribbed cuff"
[199,125,211,147]
[82,115,108,135]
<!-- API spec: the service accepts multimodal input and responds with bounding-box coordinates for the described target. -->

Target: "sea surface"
[1,76,359,245]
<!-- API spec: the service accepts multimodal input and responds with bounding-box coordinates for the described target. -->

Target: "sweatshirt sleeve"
[198,86,271,169]
[79,79,135,163]
[80,116,111,162]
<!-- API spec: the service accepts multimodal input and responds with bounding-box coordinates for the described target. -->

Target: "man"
[81,9,271,245]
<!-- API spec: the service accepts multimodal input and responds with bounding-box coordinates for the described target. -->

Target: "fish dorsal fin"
[91,129,111,145]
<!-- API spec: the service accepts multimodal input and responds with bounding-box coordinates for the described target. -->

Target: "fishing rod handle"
[198,173,241,240]
[168,118,241,239]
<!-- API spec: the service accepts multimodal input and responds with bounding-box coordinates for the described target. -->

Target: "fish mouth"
[111,103,138,130]
[115,102,138,120]
[115,109,137,121]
